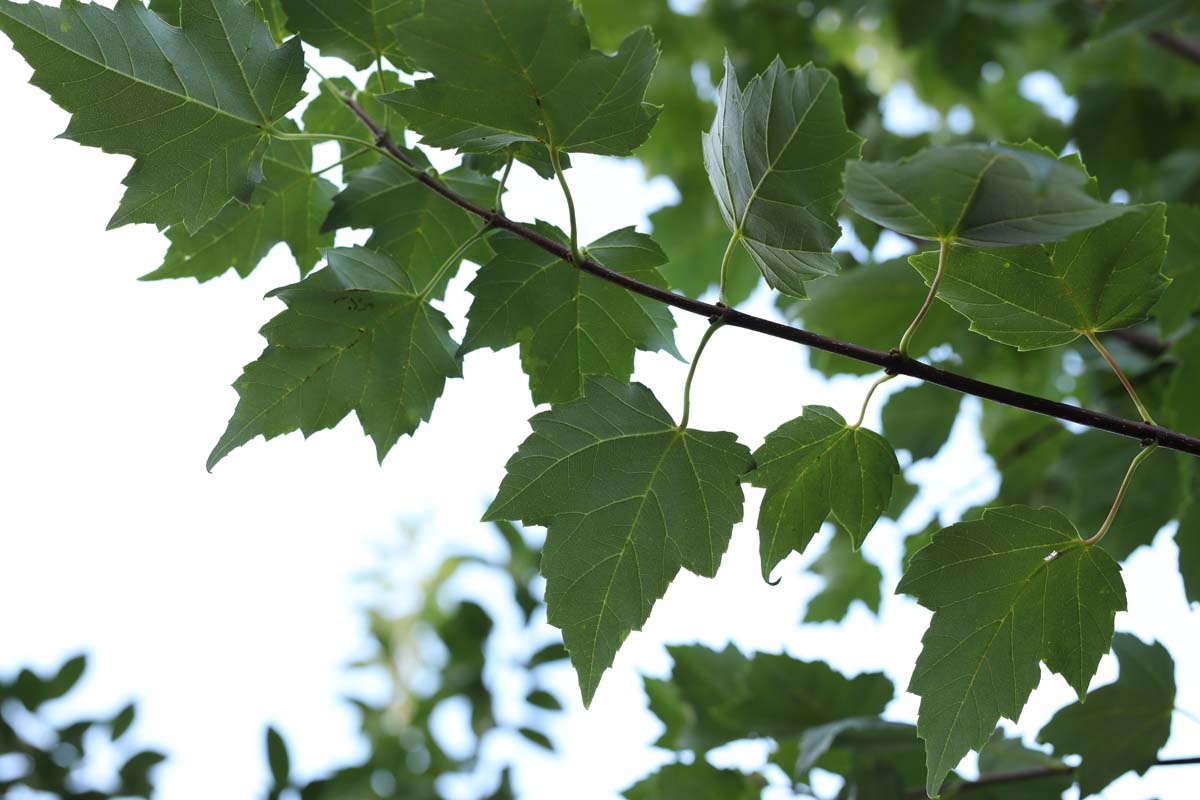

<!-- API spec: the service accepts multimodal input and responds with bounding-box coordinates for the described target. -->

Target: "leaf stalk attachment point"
[852,374,895,429]
[1084,442,1157,546]
[717,232,742,305]
[680,320,725,428]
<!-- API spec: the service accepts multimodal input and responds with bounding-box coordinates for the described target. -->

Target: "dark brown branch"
[340,94,1200,459]
[1150,29,1200,66]
[905,756,1200,799]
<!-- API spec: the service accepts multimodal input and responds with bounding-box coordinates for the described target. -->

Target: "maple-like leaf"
[209,247,463,468]
[845,143,1125,245]
[322,159,497,298]
[0,0,306,232]
[381,0,660,158]
[897,506,1126,797]
[462,225,680,404]
[1039,634,1175,796]
[910,203,1169,349]
[747,407,899,580]
[144,128,335,282]
[484,378,752,705]
[703,56,863,296]
[280,0,417,70]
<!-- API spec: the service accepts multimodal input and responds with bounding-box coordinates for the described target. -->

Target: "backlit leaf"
[0,0,306,232]
[747,407,899,580]
[881,383,962,461]
[803,531,883,623]
[485,378,752,705]
[897,506,1126,796]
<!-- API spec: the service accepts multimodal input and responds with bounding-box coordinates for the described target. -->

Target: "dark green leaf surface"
[703,57,862,295]
[793,717,921,779]
[910,204,1169,350]
[323,160,497,297]
[845,144,1124,245]
[898,506,1126,797]
[382,0,660,157]
[803,532,883,623]
[0,0,306,232]
[280,0,417,70]
[881,383,962,461]
[1039,634,1175,796]
[748,407,899,580]
[1165,326,1200,438]
[209,247,462,468]
[266,726,290,788]
[1176,489,1200,605]
[966,733,1072,800]
[462,225,679,404]
[623,762,760,800]
[485,378,752,705]
[1155,204,1200,335]
[145,131,336,282]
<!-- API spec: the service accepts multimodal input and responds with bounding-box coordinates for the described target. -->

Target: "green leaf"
[209,246,463,468]
[910,203,1169,350]
[0,0,306,232]
[301,73,405,175]
[647,644,894,752]
[149,0,290,43]
[45,654,87,701]
[803,532,884,623]
[266,726,290,788]
[1094,0,1200,38]
[897,506,1127,797]
[525,689,562,711]
[280,0,418,70]
[845,143,1125,246]
[110,703,136,741]
[323,160,497,298]
[517,726,554,750]
[623,762,761,800]
[1039,634,1175,796]
[484,378,752,705]
[1155,204,1200,336]
[1177,489,1200,605]
[144,129,336,282]
[462,225,680,404]
[776,257,963,376]
[747,406,899,580]
[118,750,167,798]
[881,383,962,461]
[382,0,660,158]
[793,717,923,787]
[703,56,862,296]
[966,733,1072,800]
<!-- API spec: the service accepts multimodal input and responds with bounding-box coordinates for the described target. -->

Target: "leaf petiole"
[852,374,895,429]
[680,321,725,428]
[547,146,581,263]
[899,238,949,355]
[1085,330,1158,425]
[1084,443,1157,546]
[717,232,742,306]
[417,224,494,301]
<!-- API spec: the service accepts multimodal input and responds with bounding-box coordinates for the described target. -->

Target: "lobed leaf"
[0,0,306,232]
[910,203,1169,350]
[382,0,660,159]
[897,505,1126,797]
[747,407,899,581]
[209,247,463,468]
[280,0,418,70]
[703,56,862,296]
[485,378,752,705]
[462,225,679,404]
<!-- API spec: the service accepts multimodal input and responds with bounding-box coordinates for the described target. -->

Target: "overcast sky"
[1,10,1197,800]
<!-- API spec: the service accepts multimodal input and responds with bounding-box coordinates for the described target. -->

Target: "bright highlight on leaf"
[209,246,464,469]
[910,203,1169,349]
[898,505,1126,797]
[0,0,306,232]
[484,378,752,706]
[845,143,1126,245]
[747,407,899,581]
[462,225,680,404]
[704,56,863,296]
[382,0,660,160]
[1039,633,1176,796]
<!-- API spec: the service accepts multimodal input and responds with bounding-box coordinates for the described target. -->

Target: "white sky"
[1,13,1198,800]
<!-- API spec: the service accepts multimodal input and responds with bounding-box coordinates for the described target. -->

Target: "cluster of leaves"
[0,655,164,798]
[627,633,1175,799]
[263,521,567,800]
[3,0,1199,797]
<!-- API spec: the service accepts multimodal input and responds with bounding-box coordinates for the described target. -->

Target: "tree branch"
[905,756,1200,798]
[339,94,1200,459]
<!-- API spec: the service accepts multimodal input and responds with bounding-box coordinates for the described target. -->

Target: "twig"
[336,93,1200,459]
[904,756,1200,798]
